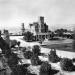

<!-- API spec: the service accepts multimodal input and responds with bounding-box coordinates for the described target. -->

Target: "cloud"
[0,0,75,32]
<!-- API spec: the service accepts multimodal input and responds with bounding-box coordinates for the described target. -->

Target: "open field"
[43,38,73,45]
[41,38,75,52]
[9,35,75,52]
[8,36,75,75]
[42,43,74,52]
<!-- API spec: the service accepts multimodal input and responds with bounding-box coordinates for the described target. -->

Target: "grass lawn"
[41,38,75,52]
[42,43,75,52]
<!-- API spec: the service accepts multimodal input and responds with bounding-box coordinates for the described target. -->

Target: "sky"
[0,0,75,33]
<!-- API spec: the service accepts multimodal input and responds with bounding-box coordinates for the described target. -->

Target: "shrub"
[40,61,51,73]
[39,61,59,75]
[10,40,17,48]
[48,49,60,63]
[32,45,40,56]
[72,58,75,62]
[7,53,19,67]
[27,46,32,51]
[31,55,42,66]
[24,51,33,59]
[60,58,74,71]
[5,49,12,58]
[11,64,29,75]
[26,70,37,75]
[22,47,26,53]
[17,41,20,46]
[23,31,34,42]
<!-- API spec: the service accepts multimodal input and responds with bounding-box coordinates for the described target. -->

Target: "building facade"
[30,16,51,41]
[3,30,10,44]
[21,23,25,35]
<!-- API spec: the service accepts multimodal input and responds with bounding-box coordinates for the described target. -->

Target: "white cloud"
[0,0,75,32]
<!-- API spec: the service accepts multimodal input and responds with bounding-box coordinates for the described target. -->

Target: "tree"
[55,28,68,37]
[48,49,60,63]
[7,53,19,67]
[23,31,34,42]
[11,64,29,75]
[24,51,33,59]
[0,37,11,56]
[39,61,59,75]
[17,41,20,47]
[10,40,18,48]
[32,45,40,56]
[31,55,42,66]
[60,58,74,71]
[50,32,54,39]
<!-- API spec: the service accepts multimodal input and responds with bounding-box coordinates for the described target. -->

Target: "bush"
[17,41,20,46]
[24,51,33,59]
[31,55,42,66]
[48,49,60,63]
[7,53,19,67]
[11,64,29,75]
[40,61,51,73]
[60,58,75,71]
[39,61,59,75]
[22,47,27,53]
[72,58,75,62]
[26,70,37,75]
[23,31,34,42]
[32,45,40,56]
[5,49,12,58]
[27,46,32,51]
[10,40,18,48]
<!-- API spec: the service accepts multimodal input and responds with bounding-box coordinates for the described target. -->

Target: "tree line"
[23,28,73,42]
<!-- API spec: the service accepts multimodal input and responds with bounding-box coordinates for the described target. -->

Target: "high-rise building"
[21,23,25,35]
[38,16,45,33]
[29,16,50,41]
[4,30,9,38]
[3,30,10,44]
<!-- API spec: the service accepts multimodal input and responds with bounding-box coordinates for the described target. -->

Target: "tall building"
[29,16,50,41]
[30,22,39,34]
[30,16,48,33]
[21,23,25,35]
[38,16,45,33]
[3,30,10,44]
[0,30,1,37]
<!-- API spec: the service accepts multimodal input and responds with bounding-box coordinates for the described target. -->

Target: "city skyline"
[0,0,75,33]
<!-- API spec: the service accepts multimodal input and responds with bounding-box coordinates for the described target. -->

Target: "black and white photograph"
[0,0,75,75]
